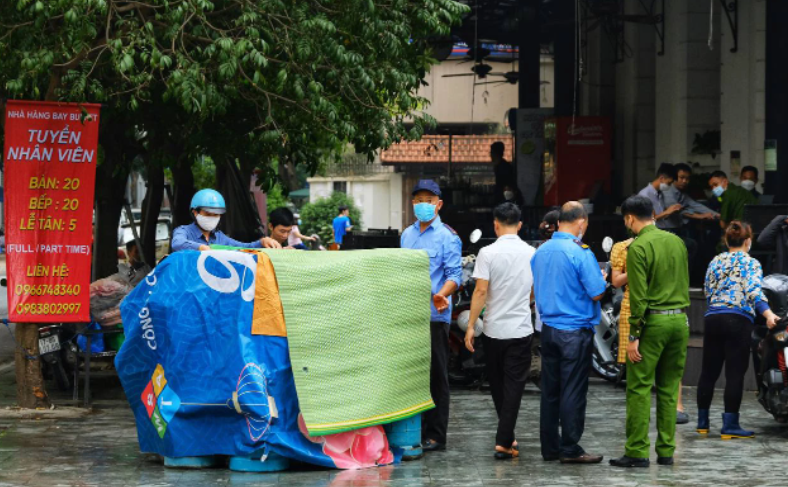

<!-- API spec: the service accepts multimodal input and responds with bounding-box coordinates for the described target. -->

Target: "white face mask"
[659,182,670,192]
[740,180,756,191]
[196,214,220,232]
[504,190,514,201]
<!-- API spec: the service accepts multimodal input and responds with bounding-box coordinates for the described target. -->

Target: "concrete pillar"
[764,0,788,199]
[720,0,766,189]
[614,0,657,195]
[518,0,541,109]
[654,0,720,168]
[554,0,577,117]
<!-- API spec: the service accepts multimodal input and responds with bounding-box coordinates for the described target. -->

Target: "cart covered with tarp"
[116,248,433,469]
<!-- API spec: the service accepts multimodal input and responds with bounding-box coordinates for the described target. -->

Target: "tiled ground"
[0,371,787,487]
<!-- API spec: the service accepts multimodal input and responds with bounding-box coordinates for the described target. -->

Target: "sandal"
[494,447,519,460]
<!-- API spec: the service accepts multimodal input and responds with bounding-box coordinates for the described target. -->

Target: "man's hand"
[765,310,780,329]
[627,339,642,363]
[464,327,475,353]
[433,294,450,313]
[260,237,282,249]
[667,204,683,215]
[198,245,211,251]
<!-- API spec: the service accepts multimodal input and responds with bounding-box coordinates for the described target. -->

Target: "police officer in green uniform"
[610,195,690,468]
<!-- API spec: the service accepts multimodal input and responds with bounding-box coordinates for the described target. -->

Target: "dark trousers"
[697,313,753,413]
[483,334,533,448]
[539,324,593,459]
[423,322,450,444]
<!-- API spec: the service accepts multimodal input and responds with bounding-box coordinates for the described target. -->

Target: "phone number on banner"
[15,302,82,315]
[14,284,82,296]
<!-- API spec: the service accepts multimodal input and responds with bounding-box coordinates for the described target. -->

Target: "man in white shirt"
[464,202,536,460]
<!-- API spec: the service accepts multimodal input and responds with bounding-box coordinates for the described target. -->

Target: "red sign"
[543,117,611,206]
[3,100,100,322]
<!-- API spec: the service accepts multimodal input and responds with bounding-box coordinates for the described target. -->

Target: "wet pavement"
[0,369,787,487]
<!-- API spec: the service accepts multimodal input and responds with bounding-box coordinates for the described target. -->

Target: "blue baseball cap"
[412,179,441,197]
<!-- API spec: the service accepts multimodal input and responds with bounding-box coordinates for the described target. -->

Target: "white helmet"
[457,310,483,337]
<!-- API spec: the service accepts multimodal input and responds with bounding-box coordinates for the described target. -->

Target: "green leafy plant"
[300,192,362,244]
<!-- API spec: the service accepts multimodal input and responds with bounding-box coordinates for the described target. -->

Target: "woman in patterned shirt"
[610,238,634,365]
[697,221,779,439]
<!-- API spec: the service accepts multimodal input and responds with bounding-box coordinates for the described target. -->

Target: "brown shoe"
[559,453,604,464]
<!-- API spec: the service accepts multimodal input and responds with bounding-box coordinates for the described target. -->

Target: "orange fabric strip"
[251,251,287,337]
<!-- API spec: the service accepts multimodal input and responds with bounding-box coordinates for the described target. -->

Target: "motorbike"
[0,277,75,391]
[752,274,788,423]
[590,236,624,383]
[448,229,488,389]
[38,323,76,391]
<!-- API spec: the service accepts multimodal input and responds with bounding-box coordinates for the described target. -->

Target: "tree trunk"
[278,159,300,192]
[140,165,164,265]
[14,74,61,409]
[94,127,132,280]
[171,159,195,228]
[14,324,49,409]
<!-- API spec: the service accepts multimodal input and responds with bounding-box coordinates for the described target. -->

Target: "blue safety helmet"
[190,189,226,215]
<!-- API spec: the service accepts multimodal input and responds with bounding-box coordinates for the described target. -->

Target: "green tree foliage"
[300,192,361,244]
[0,0,469,187]
[192,156,217,190]
[264,184,288,213]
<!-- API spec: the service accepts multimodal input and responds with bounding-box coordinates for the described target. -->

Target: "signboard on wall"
[3,100,100,322]
[515,108,553,206]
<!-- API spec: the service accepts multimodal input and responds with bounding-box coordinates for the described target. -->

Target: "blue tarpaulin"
[116,251,399,467]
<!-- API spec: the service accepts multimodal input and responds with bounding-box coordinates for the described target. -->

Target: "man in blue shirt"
[531,201,606,464]
[171,188,280,252]
[637,163,683,228]
[400,179,462,453]
[332,206,353,248]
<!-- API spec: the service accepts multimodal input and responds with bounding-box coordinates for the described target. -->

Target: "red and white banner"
[3,100,100,322]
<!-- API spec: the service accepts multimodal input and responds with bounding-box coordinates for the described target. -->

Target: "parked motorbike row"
[447,232,788,426]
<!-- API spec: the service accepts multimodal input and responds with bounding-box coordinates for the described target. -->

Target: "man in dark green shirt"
[610,195,690,469]
[709,170,758,229]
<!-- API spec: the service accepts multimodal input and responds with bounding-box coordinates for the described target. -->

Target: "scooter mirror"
[469,229,482,244]
[602,236,614,254]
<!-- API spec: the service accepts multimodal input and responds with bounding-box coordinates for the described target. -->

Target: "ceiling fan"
[473,71,552,86]
[442,63,494,80]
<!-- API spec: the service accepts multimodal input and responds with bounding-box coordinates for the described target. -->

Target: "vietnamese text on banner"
[3,100,101,322]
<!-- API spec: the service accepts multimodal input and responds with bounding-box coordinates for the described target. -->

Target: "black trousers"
[423,322,450,444]
[697,313,753,413]
[539,324,593,459]
[483,334,533,448]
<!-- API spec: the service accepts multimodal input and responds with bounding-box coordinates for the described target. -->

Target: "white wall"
[414,57,554,124]
[720,0,766,191]
[307,173,404,231]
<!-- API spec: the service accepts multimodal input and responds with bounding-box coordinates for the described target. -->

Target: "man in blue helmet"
[171,189,281,252]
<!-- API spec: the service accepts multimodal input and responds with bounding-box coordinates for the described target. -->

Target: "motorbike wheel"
[52,360,71,392]
[591,348,622,382]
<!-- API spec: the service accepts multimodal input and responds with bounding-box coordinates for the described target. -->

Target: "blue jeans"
[539,324,593,459]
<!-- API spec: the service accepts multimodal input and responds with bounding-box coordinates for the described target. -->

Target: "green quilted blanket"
[260,248,434,435]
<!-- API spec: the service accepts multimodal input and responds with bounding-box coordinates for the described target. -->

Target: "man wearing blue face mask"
[400,179,462,453]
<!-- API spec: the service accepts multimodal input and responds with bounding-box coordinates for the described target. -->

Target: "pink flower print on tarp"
[298,414,395,469]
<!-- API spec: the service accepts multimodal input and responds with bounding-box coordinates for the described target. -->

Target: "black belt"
[647,308,686,316]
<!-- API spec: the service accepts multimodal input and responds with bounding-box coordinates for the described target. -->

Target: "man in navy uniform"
[531,201,607,464]
[401,179,462,452]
